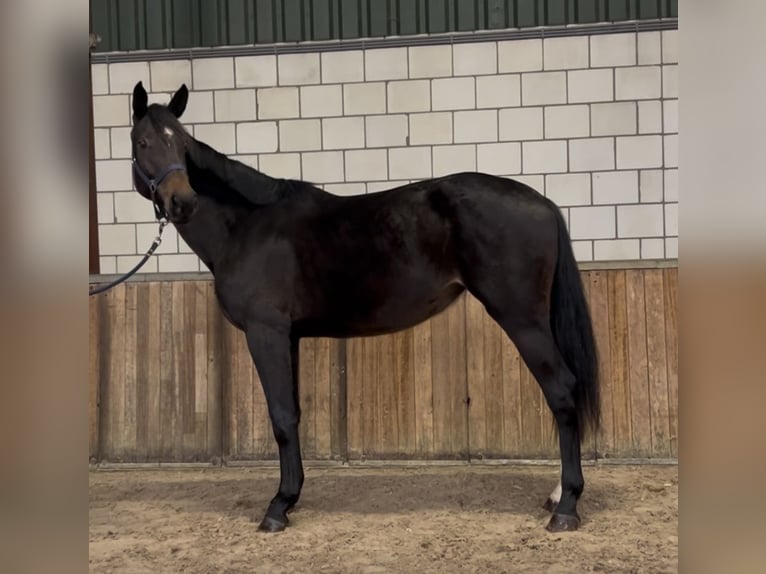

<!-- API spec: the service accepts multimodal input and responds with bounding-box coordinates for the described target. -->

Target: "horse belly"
[318,278,465,338]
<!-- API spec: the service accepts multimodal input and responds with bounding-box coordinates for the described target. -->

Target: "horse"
[128,81,600,533]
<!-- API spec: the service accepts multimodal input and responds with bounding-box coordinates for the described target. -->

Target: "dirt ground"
[89,464,677,573]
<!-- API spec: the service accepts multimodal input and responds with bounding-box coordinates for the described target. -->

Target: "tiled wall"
[92,29,678,274]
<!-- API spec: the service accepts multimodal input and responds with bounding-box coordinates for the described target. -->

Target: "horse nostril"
[171,194,180,208]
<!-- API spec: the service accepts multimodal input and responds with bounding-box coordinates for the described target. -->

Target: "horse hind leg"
[499,319,584,532]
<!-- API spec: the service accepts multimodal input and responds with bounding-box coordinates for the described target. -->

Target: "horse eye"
[138,138,148,148]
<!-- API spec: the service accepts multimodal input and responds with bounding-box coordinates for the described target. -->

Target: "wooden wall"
[89,267,678,463]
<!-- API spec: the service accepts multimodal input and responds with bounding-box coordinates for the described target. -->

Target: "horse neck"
[173,195,246,274]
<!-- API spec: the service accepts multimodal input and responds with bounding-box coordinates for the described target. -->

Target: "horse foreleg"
[246,321,304,533]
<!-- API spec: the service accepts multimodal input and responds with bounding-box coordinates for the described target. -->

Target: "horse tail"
[549,206,601,440]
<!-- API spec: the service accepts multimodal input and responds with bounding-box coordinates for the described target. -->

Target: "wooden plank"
[314,338,333,458]
[363,337,380,457]
[107,286,127,460]
[206,282,222,460]
[465,294,487,458]
[589,271,615,458]
[89,296,100,459]
[235,329,254,458]
[159,282,175,459]
[346,337,364,459]
[502,320,522,456]
[299,338,317,458]
[193,282,209,458]
[577,271,595,459]
[393,329,416,456]
[483,308,506,457]
[663,267,679,457]
[146,283,162,459]
[413,320,434,456]
[519,358,543,458]
[172,282,189,459]
[180,282,198,457]
[431,297,468,458]
[376,334,397,455]
[625,270,651,456]
[644,269,671,457]
[134,282,150,458]
[329,339,347,460]
[608,270,632,456]
[220,317,238,460]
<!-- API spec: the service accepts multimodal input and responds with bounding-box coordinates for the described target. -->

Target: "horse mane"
[145,105,306,208]
[184,135,287,207]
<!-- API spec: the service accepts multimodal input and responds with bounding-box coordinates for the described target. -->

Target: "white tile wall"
[321,51,364,84]
[388,80,431,113]
[545,173,591,206]
[409,113,452,145]
[640,169,664,203]
[567,69,613,103]
[432,77,475,111]
[523,141,567,174]
[366,115,408,148]
[278,53,320,85]
[345,150,388,182]
[544,105,590,139]
[498,39,542,73]
[543,37,589,71]
[569,138,615,172]
[476,75,520,108]
[592,171,639,204]
[91,64,109,95]
[215,89,256,122]
[279,119,322,152]
[453,43,497,76]
[257,87,300,119]
[477,143,521,176]
[454,110,497,143]
[344,83,386,115]
[323,117,365,150]
[591,102,636,136]
[521,72,567,105]
[150,60,192,92]
[638,100,663,134]
[109,62,151,94]
[300,85,343,118]
[616,66,662,100]
[590,33,636,67]
[302,151,344,183]
[93,29,679,270]
[432,145,476,177]
[618,204,664,237]
[499,107,543,141]
[638,32,661,65]
[409,45,452,78]
[235,55,277,88]
[192,58,234,90]
[365,48,408,81]
[237,122,279,153]
[389,147,431,179]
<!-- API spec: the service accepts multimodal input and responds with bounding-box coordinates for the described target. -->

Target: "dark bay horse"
[128,81,600,533]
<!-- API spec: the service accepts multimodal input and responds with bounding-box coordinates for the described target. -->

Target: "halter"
[88,159,184,297]
[132,157,187,221]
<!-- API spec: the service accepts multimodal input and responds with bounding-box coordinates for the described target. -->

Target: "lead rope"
[88,219,167,296]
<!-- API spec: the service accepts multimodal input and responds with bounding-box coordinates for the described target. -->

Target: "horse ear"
[132,81,148,121]
[167,84,189,118]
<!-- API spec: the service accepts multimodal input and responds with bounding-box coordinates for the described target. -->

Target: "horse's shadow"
[91,467,617,521]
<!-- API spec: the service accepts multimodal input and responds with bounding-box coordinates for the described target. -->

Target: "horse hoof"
[542,498,558,513]
[546,513,580,532]
[258,516,287,533]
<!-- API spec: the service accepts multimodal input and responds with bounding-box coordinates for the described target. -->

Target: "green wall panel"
[90,0,677,53]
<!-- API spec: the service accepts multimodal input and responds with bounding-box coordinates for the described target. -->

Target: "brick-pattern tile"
[321,51,364,84]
